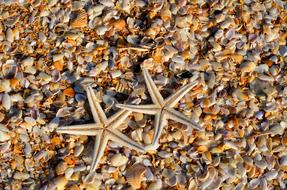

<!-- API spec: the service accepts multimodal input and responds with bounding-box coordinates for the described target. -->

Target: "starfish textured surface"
[116,68,203,147]
[57,86,144,172]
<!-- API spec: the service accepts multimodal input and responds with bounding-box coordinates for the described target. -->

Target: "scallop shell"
[70,10,88,28]
[125,164,146,189]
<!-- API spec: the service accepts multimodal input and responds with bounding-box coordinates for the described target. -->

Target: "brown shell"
[70,10,88,28]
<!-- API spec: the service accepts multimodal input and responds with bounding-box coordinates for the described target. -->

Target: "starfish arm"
[115,103,160,115]
[164,81,198,107]
[90,130,109,172]
[57,123,101,136]
[108,99,141,128]
[152,112,168,145]
[142,68,164,106]
[165,108,203,131]
[86,86,107,124]
[107,129,145,153]
[107,109,131,129]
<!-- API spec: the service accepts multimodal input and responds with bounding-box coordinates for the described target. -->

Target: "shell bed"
[0,0,287,190]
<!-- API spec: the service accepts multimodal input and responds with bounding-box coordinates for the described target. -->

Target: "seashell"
[125,164,146,189]
[259,178,268,190]
[176,174,187,186]
[2,93,11,110]
[75,94,86,103]
[0,130,10,142]
[201,167,217,189]
[73,165,86,172]
[4,15,20,27]
[6,28,13,43]
[264,170,278,181]
[74,144,84,157]
[56,161,68,175]
[110,70,122,78]
[114,81,132,94]
[158,151,172,159]
[24,143,32,156]
[53,54,64,62]
[226,29,235,40]
[279,45,287,57]
[72,1,83,10]
[99,0,114,7]
[254,158,267,170]
[53,23,67,36]
[240,62,256,74]
[166,174,177,187]
[148,179,162,190]
[175,16,192,28]
[52,70,61,82]
[52,176,68,190]
[48,0,58,7]
[248,178,260,189]
[258,74,274,82]
[22,57,34,67]
[0,142,10,153]
[255,64,269,73]
[198,168,209,181]
[205,176,222,190]
[234,182,245,190]
[2,60,17,79]
[47,117,60,132]
[110,154,128,167]
[135,0,146,7]
[38,32,47,43]
[83,171,98,184]
[188,178,197,190]
[13,172,30,180]
[70,10,88,28]
[0,79,11,93]
[65,168,74,179]
[279,155,287,166]
[96,25,108,35]
[34,150,48,161]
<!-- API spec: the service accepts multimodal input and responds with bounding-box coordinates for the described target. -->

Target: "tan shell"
[125,164,146,189]
[70,10,88,28]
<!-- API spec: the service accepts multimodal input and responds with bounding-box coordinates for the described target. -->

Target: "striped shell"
[114,81,132,94]
[70,10,88,28]
[125,164,146,189]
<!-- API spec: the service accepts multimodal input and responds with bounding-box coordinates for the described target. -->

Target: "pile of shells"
[0,0,287,189]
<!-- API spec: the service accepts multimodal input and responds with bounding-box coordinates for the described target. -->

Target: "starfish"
[57,86,145,172]
[116,68,203,147]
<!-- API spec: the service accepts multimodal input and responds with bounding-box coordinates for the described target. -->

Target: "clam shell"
[110,154,128,167]
[6,28,13,43]
[2,60,17,78]
[2,93,11,110]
